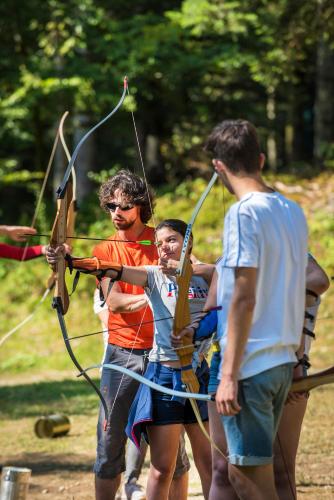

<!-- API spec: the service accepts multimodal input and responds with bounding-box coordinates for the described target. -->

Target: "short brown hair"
[99,169,155,224]
[205,120,261,173]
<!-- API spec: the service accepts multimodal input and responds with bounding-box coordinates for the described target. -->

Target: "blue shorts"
[222,363,294,466]
[208,350,221,394]
[149,362,209,425]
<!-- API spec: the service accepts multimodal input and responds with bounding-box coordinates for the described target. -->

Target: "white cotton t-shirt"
[217,191,308,380]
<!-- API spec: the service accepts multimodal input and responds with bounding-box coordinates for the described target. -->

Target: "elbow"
[234,294,256,313]
[308,274,331,296]
[107,302,121,313]
[318,275,330,295]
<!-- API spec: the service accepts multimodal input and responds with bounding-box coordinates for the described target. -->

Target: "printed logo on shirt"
[189,286,208,299]
[166,283,208,299]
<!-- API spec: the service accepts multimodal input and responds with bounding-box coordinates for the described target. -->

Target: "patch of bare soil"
[1,453,95,500]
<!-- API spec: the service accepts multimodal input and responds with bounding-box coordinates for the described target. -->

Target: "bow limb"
[290,366,334,392]
[80,363,214,401]
[174,255,227,459]
[47,110,77,292]
[57,77,128,198]
[59,112,77,242]
[0,119,65,347]
[173,173,228,458]
[178,173,218,272]
[51,78,128,308]
[175,172,219,380]
[51,80,128,429]
[50,174,72,314]
[50,169,111,428]
[50,78,128,307]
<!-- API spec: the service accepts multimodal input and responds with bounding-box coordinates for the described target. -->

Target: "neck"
[229,173,272,200]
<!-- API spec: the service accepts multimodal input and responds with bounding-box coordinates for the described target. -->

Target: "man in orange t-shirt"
[93,170,189,500]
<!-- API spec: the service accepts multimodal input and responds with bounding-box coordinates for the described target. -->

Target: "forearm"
[104,265,147,288]
[192,263,215,283]
[295,330,306,360]
[108,292,148,313]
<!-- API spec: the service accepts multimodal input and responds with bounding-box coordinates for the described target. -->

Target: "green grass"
[0,172,333,377]
[0,378,98,420]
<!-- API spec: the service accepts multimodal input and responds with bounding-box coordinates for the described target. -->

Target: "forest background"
[0,1,333,498]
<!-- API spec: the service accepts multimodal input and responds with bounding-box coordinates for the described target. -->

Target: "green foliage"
[0,0,333,215]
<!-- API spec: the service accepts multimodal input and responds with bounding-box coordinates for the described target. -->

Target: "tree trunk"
[266,88,278,171]
[145,134,165,185]
[314,38,334,167]
[72,113,95,202]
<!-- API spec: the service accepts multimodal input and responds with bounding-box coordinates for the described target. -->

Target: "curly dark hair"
[205,119,261,174]
[99,169,155,224]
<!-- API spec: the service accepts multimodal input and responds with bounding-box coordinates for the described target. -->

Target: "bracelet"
[294,355,311,370]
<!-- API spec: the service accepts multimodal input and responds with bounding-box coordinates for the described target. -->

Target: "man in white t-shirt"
[176,120,308,499]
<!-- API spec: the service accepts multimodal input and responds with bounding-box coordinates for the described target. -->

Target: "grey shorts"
[94,344,190,479]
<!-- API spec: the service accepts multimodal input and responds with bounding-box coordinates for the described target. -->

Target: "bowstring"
[21,125,61,261]
[276,431,296,499]
[0,120,64,347]
[68,306,222,341]
[106,81,161,422]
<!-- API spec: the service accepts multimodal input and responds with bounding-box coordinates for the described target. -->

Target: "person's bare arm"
[192,263,215,284]
[203,268,218,310]
[0,225,37,242]
[216,267,257,416]
[288,255,330,402]
[104,281,149,314]
[97,308,109,329]
[159,256,215,285]
[100,265,149,313]
[306,255,330,296]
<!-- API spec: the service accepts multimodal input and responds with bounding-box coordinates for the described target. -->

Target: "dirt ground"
[1,450,203,500]
[1,379,333,499]
[2,448,334,500]
[2,422,334,500]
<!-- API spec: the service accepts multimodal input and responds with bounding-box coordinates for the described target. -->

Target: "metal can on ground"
[0,466,31,500]
[34,414,70,438]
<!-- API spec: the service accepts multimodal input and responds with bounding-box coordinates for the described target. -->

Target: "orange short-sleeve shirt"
[93,226,158,349]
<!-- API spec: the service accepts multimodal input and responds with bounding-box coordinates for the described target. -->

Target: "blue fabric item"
[126,362,186,449]
[208,350,221,394]
[126,362,154,449]
[126,361,209,450]
[194,309,218,341]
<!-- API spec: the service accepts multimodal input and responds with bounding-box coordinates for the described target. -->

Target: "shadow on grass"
[0,378,101,419]
[0,452,93,474]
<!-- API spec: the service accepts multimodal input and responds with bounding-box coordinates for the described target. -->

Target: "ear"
[259,153,266,170]
[212,158,226,174]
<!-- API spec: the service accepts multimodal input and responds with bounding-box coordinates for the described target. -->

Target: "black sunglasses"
[106,202,135,212]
